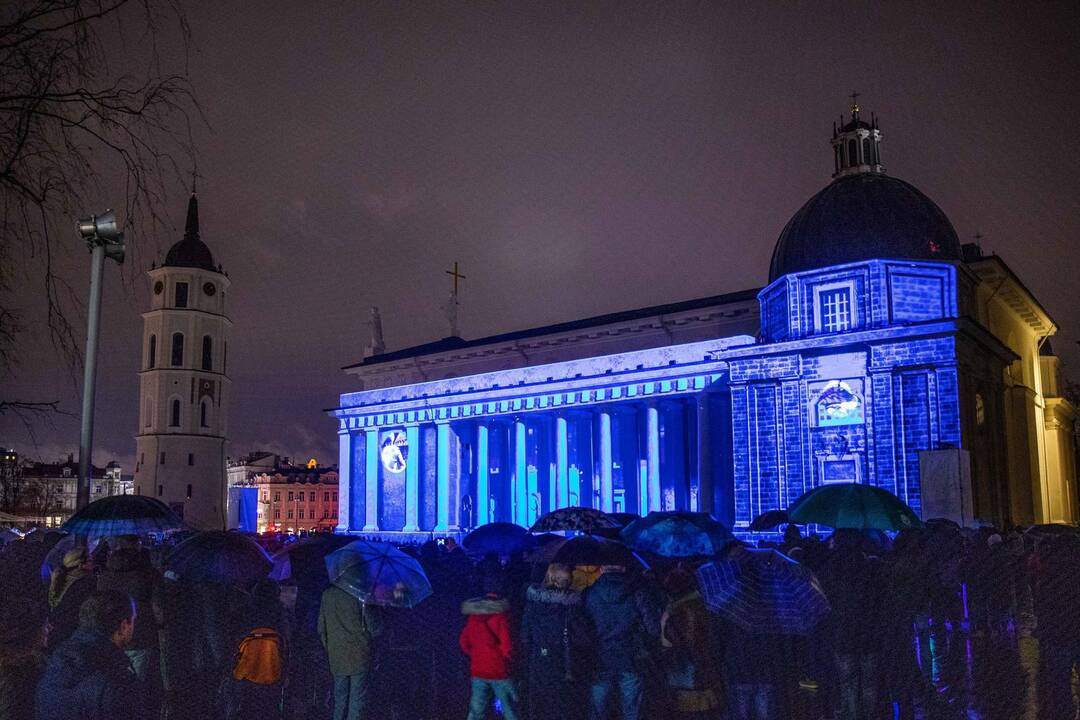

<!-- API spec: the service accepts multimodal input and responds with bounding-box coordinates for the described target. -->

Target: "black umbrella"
[461,522,534,557]
[166,531,272,585]
[62,495,185,536]
[749,509,790,532]
[552,535,636,567]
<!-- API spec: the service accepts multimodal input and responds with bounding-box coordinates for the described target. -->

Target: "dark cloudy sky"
[4,1,1080,470]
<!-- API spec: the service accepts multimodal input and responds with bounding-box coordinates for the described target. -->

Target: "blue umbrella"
[621,511,735,558]
[697,547,829,635]
[166,531,272,585]
[325,540,432,608]
[61,495,185,536]
[461,522,533,557]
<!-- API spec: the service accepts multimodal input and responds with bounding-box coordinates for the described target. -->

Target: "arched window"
[848,139,858,166]
[148,334,157,369]
[144,398,153,428]
[202,335,212,371]
[200,400,209,428]
[862,138,872,165]
[171,333,184,366]
[170,399,181,427]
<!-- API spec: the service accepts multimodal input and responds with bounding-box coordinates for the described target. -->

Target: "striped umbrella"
[696,547,829,635]
[621,511,735,558]
[529,506,619,534]
[786,483,920,531]
[62,495,185,536]
[325,540,432,608]
[166,531,272,586]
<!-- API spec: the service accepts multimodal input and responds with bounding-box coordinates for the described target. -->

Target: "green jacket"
[317,586,382,676]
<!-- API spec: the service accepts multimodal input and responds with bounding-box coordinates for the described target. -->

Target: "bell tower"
[134,192,231,529]
[831,94,884,178]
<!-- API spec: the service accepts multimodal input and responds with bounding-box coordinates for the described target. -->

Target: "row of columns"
[339,395,715,533]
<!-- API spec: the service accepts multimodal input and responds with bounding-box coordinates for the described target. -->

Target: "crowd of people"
[0,522,1078,720]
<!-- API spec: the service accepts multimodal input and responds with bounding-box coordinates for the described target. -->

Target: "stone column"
[363,429,379,532]
[403,424,420,532]
[514,419,528,527]
[645,403,661,512]
[696,394,713,515]
[597,409,614,513]
[435,421,451,532]
[336,428,351,533]
[555,414,569,508]
[476,421,490,525]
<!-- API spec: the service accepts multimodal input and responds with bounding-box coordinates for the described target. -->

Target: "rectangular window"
[175,282,188,308]
[332,492,338,502]
[323,509,330,519]
[273,509,280,519]
[262,491,269,501]
[157,484,163,496]
[309,491,315,502]
[188,453,194,466]
[186,484,193,499]
[324,492,330,502]
[820,287,852,333]
[288,491,294,502]
[287,509,293,519]
[274,492,280,502]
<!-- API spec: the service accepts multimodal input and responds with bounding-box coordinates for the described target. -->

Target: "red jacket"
[458,596,513,680]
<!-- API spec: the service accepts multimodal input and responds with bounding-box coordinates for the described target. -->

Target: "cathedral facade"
[330,107,1077,538]
[134,194,231,530]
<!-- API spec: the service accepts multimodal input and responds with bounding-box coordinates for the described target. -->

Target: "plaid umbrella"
[461,522,534,557]
[529,506,619,534]
[621,511,734,558]
[786,483,920,531]
[166,531,272,585]
[62,495,185,536]
[697,547,829,635]
[325,540,432,608]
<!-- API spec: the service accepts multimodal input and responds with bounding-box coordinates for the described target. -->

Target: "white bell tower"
[134,192,231,529]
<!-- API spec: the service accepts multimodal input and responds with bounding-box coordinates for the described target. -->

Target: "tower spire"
[184,192,200,242]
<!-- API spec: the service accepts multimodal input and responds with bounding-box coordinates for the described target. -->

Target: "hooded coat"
[582,572,658,675]
[459,596,513,680]
[34,627,140,720]
[521,585,588,720]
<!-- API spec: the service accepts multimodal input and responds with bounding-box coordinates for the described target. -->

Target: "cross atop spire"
[849,91,861,116]
[444,261,466,338]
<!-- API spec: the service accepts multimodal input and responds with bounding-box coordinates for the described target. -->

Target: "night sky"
[4,2,1079,471]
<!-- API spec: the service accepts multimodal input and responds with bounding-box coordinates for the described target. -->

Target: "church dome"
[162,193,218,272]
[768,104,961,282]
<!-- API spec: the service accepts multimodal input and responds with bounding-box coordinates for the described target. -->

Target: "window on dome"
[820,287,853,333]
[847,139,858,166]
[863,138,872,164]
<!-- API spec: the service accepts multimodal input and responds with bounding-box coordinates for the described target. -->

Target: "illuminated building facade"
[330,106,1077,537]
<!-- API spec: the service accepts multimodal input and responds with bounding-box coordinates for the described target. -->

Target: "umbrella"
[609,513,641,527]
[166,531,272,585]
[529,506,620,534]
[1026,523,1080,536]
[325,539,432,608]
[621,511,735,558]
[786,483,920,531]
[269,533,355,582]
[461,522,533,557]
[62,495,185,536]
[696,547,829,635]
[552,535,636,567]
[749,509,790,532]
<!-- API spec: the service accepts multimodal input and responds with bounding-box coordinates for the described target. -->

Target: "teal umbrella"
[787,483,920,531]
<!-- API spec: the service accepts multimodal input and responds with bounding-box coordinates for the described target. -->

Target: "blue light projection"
[333,259,970,536]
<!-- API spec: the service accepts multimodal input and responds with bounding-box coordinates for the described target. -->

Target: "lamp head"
[76,210,120,242]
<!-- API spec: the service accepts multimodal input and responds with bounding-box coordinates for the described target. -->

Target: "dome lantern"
[831,93,883,178]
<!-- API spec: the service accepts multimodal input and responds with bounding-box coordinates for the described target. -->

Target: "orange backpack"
[232,627,283,685]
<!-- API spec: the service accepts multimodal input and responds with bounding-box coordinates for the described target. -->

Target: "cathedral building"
[134,193,231,529]
[330,106,1077,538]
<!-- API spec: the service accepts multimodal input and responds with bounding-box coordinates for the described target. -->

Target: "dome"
[162,193,218,272]
[769,172,961,282]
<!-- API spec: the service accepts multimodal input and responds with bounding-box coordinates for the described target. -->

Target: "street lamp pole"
[75,211,124,512]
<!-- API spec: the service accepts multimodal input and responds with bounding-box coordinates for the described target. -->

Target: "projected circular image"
[380,431,409,473]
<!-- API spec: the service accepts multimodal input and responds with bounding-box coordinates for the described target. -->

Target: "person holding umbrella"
[318,582,383,720]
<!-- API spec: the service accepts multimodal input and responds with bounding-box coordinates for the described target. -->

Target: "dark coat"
[521,585,589,720]
[47,574,96,651]
[0,646,45,720]
[582,572,658,675]
[34,627,140,720]
[318,586,382,676]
